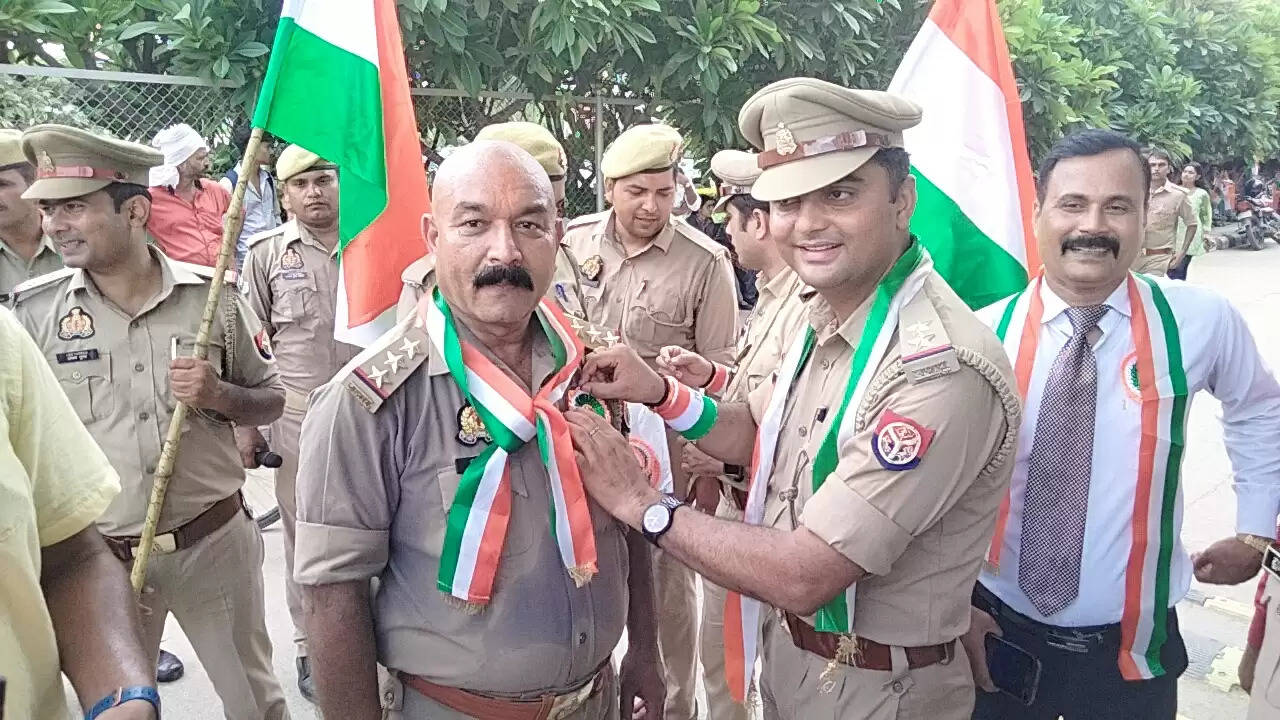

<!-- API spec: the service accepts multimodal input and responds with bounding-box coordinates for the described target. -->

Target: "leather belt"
[396,665,608,720]
[783,612,954,672]
[105,492,247,563]
[1142,247,1174,256]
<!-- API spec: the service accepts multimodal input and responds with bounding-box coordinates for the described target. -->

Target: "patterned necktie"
[1018,305,1108,617]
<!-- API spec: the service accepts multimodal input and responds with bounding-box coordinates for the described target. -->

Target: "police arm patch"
[870,410,935,470]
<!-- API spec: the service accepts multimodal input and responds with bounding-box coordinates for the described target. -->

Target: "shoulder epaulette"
[339,316,431,413]
[246,221,292,249]
[672,219,730,257]
[897,289,959,385]
[11,267,76,302]
[565,210,609,231]
[173,261,217,279]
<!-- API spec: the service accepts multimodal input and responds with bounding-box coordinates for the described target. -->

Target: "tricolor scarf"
[986,273,1187,680]
[724,243,933,702]
[423,289,598,609]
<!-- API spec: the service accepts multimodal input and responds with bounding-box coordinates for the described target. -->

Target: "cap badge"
[775,123,798,156]
[38,151,55,173]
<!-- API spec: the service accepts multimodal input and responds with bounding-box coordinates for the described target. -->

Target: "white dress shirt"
[978,277,1280,626]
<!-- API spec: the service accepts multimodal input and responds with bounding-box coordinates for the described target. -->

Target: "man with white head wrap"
[146,123,231,267]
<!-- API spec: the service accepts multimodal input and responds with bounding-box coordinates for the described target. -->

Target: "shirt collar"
[1150,180,1181,197]
[807,291,874,348]
[291,220,338,258]
[66,244,199,306]
[0,233,59,260]
[1038,275,1132,325]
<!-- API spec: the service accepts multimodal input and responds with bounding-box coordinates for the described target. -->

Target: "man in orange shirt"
[146,123,230,267]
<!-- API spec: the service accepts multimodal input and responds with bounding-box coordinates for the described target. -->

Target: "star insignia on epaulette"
[367,364,389,388]
[399,337,420,361]
[385,350,403,373]
[904,321,937,352]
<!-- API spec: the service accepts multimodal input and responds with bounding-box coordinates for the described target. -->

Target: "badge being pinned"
[870,410,935,471]
[1120,350,1143,403]
[457,403,492,447]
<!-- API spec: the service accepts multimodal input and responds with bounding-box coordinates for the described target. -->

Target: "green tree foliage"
[4,0,1278,170]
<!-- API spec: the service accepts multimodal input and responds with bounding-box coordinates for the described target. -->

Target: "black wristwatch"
[641,493,684,546]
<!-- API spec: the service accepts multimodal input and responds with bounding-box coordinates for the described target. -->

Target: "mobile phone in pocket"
[985,634,1042,705]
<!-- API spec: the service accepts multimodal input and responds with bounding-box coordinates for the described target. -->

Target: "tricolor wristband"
[700,362,732,396]
[651,376,718,441]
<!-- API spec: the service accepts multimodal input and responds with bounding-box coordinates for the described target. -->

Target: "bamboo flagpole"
[130,128,267,594]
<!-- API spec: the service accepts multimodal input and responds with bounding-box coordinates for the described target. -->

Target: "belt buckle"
[153,533,178,554]
[1044,628,1097,654]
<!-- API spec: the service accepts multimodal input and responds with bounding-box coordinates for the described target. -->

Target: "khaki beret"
[601,124,684,180]
[710,149,761,213]
[0,129,28,169]
[20,124,162,201]
[276,144,337,183]
[738,77,922,201]
[475,122,567,178]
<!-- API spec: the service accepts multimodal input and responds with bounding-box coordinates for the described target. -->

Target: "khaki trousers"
[658,431,699,720]
[759,618,972,720]
[273,390,307,656]
[1133,252,1174,276]
[380,666,619,719]
[699,494,748,720]
[1249,575,1280,719]
[135,510,289,720]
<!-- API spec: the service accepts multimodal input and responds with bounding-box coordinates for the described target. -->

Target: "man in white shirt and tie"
[963,128,1280,719]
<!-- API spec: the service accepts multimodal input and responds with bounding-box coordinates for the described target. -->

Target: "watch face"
[642,504,670,534]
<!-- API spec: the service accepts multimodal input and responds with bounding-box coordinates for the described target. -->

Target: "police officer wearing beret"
[560,123,741,719]
[237,143,361,702]
[565,77,1021,720]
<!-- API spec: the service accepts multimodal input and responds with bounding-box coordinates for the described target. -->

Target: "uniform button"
[614,297,621,304]
[145,465,156,474]
[820,359,832,370]
[71,371,83,381]
[130,320,140,329]
[384,691,394,703]
[798,427,807,437]
[139,412,149,421]
[134,363,145,373]
[577,632,587,645]
[892,680,904,693]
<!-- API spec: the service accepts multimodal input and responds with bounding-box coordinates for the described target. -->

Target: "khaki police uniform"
[1133,181,1196,276]
[12,124,290,720]
[239,146,360,657]
[397,122,589,321]
[0,129,64,298]
[737,78,1021,720]
[561,123,739,720]
[697,148,811,720]
[294,314,630,719]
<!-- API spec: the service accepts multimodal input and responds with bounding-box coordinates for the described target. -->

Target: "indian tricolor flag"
[888,0,1037,309]
[253,0,429,345]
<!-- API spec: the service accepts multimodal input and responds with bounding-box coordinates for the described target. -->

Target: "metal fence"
[0,64,648,216]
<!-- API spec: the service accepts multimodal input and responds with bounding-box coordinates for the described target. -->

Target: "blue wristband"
[85,686,160,720]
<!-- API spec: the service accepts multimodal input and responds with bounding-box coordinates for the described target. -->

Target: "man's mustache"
[474,264,534,290]
[1061,234,1120,258]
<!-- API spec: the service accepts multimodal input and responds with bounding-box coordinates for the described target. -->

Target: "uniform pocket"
[269,271,318,323]
[625,287,690,350]
[52,353,112,424]
[436,462,533,557]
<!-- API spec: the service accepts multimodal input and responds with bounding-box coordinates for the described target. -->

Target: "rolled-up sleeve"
[800,365,1004,576]
[294,378,400,585]
[1206,296,1280,536]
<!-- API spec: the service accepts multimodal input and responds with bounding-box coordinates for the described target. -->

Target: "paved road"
[101,239,1280,719]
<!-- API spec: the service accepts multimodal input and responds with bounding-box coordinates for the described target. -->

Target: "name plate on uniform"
[56,348,101,364]
[1264,544,1280,581]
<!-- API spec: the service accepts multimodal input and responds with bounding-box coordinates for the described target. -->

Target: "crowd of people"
[2,72,1280,720]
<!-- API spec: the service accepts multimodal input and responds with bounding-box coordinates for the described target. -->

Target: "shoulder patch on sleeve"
[871,409,936,470]
[12,267,76,302]
[898,290,959,385]
[338,317,430,413]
